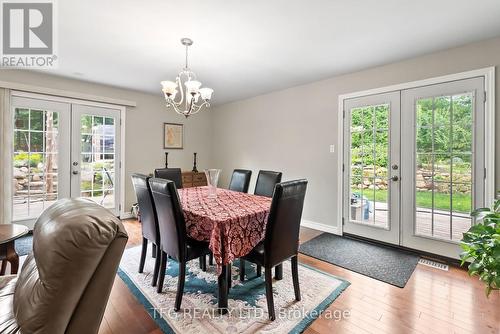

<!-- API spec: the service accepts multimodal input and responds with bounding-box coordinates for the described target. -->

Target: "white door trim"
[338,67,495,236]
[2,81,136,107]
[11,90,128,219]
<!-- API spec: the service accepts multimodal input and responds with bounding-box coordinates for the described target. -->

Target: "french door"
[343,92,401,245]
[400,78,484,257]
[12,96,71,224]
[343,77,485,258]
[11,94,121,227]
[70,104,121,214]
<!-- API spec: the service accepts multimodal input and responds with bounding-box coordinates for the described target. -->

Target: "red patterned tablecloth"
[179,186,272,274]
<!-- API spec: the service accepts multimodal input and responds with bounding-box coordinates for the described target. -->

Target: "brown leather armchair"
[0,198,128,334]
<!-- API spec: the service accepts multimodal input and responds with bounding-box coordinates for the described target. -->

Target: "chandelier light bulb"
[199,87,214,100]
[185,80,202,95]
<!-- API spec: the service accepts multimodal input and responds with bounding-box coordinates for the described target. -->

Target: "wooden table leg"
[0,260,6,275]
[217,264,228,314]
[0,244,8,276]
[0,241,20,275]
[6,241,19,274]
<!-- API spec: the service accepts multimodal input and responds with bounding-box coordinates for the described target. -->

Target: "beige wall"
[211,37,500,230]
[0,70,213,214]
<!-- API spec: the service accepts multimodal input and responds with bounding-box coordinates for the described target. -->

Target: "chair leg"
[291,255,301,301]
[209,253,214,265]
[275,263,283,280]
[157,251,167,293]
[265,267,276,321]
[256,264,262,277]
[152,243,157,258]
[239,259,246,281]
[174,262,186,311]
[151,245,161,286]
[199,255,207,272]
[226,262,232,293]
[139,238,147,273]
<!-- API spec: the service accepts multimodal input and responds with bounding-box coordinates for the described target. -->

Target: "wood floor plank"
[98,221,499,334]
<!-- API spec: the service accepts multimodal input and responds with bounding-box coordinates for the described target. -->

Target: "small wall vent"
[418,258,449,271]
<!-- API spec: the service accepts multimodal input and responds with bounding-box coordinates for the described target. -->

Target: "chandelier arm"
[176,76,184,105]
[166,97,181,110]
[166,101,179,115]
[188,105,200,116]
[173,104,184,116]
[191,100,209,115]
[188,96,196,115]
[167,98,209,117]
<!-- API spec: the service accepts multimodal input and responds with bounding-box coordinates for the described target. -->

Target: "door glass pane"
[414,94,473,242]
[13,109,59,221]
[349,104,390,229]
[80,115,116,209]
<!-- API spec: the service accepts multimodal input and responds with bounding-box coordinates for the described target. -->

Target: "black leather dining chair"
[228,169,252,193]
[131,173,161,286]
[154,168,183,189]
[149,178,211,311]
[254,170,282,197]
[239,179,307,320]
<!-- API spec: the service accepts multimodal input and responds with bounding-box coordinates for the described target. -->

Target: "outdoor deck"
[353,203,470,242]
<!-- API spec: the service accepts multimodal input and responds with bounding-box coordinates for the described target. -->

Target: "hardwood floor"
[99,220,499,334]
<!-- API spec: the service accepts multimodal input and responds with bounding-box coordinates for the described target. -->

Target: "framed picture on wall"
[164,123,183,149]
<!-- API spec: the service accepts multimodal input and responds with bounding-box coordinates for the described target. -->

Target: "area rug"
[119,245,350,334]
[15,234,33,256]
[300,233,419,288]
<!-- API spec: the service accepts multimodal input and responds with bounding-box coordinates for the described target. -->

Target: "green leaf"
[471,208,492,217]
[461,198,500,298]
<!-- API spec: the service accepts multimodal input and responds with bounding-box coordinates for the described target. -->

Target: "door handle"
[391,175,399,181]
[72,170,79,175]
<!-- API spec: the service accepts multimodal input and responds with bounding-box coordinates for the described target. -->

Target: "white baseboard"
[120,212,135,220]
[301,219,341,235]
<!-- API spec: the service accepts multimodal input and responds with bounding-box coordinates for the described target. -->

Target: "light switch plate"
[329,144,335,153]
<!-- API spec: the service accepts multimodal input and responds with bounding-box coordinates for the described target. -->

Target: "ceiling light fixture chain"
[161,38,213,118]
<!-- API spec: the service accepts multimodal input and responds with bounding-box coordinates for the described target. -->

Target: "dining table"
[179,186,272,312]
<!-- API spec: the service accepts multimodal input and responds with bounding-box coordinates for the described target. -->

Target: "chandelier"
[161,38,213,118]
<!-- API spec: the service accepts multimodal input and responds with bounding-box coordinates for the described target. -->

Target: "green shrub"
[14,152,43,168]
[460,198,500,296]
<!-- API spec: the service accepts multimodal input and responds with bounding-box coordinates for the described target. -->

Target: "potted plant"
[460,198,500,296]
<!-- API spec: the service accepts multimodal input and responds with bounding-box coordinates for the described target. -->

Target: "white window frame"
[337,67,495,235]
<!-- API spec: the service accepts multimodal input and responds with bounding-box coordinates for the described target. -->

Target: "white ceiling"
[44,0,500,105]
